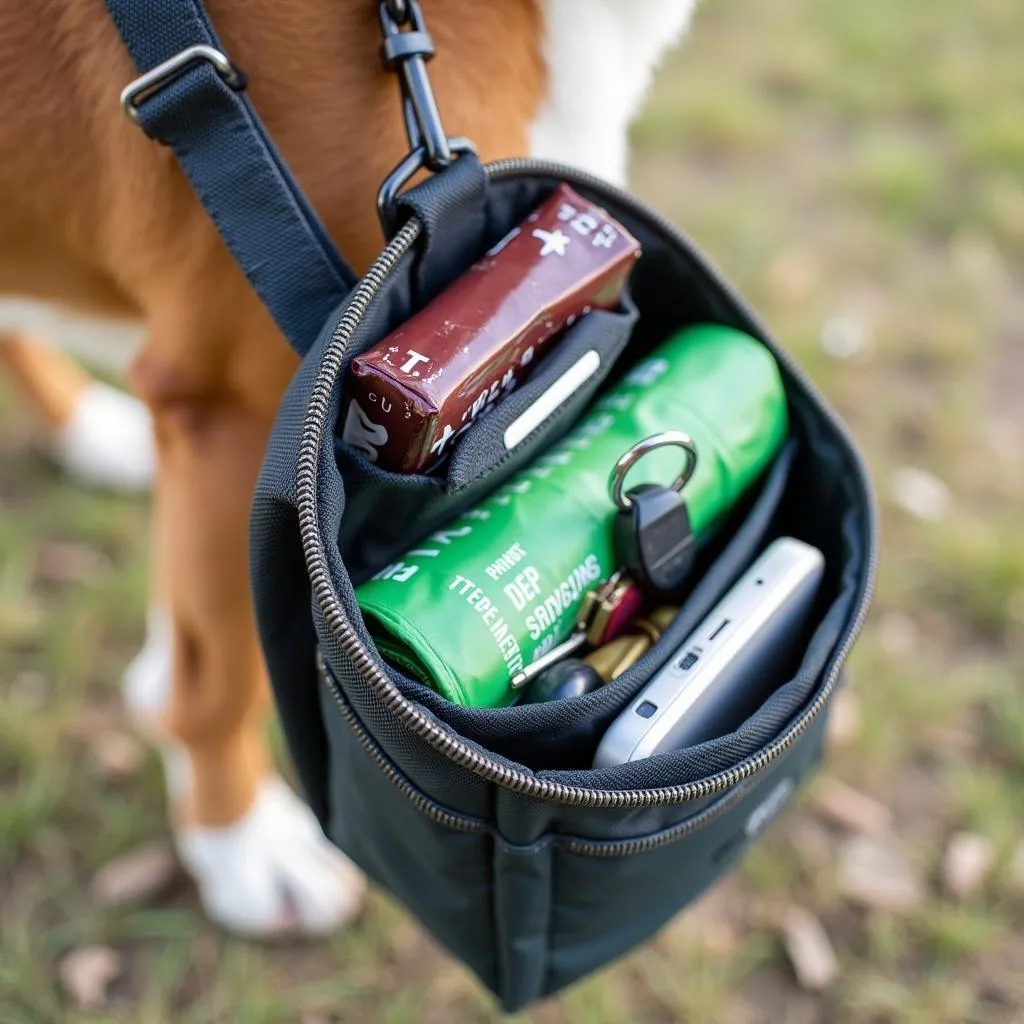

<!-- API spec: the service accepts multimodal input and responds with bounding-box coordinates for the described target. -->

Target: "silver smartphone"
[593,537,825,768]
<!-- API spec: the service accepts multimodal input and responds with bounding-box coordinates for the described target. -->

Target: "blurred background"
[2,0,1022,1020]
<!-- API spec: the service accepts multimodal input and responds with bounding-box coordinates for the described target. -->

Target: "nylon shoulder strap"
[105,0,358,356]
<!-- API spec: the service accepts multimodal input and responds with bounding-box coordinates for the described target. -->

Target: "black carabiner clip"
[376,0,477,235]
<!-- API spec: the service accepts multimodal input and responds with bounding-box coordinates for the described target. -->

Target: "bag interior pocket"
[386,438,801,766]
[318,169,873,798]
[333,385,864,793]
[336,298,637,583]
[352,411,866,793]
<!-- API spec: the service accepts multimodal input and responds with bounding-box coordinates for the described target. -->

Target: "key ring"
[608,431,699,513]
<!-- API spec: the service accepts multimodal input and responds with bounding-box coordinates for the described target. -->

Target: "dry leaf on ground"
[837,835,924,912]
[790,817,835,869]
[780,906,839,991]
[812,778,893,836]
[764,248,818,305]
[943,832,995,899]
[35,541,110,585]
[888,467,952,522]
[92,729,146,779]
[820,315,872,360]
[59,945,123,1010]
[91,841,177,908]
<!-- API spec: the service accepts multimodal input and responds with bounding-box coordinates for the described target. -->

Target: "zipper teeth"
[560,776,755,857]
[318,654,489,835]
[296,158,879,809]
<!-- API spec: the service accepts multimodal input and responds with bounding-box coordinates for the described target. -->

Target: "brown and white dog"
[0,0,695,936]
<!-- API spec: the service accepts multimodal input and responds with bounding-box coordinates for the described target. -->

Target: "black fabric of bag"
[251,159,877,1012]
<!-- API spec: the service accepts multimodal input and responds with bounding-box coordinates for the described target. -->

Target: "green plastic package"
[355,324,789,708]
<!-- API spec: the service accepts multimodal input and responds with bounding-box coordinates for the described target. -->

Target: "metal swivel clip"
[376,0,477,234]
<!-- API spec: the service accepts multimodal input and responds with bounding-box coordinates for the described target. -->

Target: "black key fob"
[609,431,699,596]
[614,483,695,594]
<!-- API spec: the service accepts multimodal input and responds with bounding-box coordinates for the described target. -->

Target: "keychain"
[520,605,678,703]
[585,606,678,682]
[511,570,645,692]
[610,431,698,596]
[517,433,698,702]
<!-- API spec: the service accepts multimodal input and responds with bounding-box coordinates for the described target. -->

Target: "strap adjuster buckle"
[121,44,246,126]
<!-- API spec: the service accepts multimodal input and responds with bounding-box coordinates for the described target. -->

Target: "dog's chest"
[528,0,696,185]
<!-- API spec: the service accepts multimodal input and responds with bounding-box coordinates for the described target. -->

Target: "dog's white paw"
[123,613,363,937]
[51,381,155,493]
[174,777,365,938]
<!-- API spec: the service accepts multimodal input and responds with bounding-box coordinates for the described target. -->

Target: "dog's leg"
[0,333,154,492]
[122,311,364,937]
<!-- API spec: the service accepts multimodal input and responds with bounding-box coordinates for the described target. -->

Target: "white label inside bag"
[503,349,601,451]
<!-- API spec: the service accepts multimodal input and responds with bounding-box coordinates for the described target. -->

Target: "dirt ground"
[2,0,1023,1020]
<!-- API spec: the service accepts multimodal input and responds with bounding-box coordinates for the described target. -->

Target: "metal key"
[576,570,646,647]
[609,431,699,594]
[510,630,588,691]
[585,604,678,681]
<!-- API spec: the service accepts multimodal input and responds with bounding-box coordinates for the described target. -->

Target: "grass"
[2,0,1024,1019]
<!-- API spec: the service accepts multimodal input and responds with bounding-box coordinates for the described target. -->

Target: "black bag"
[252,154,876,1012]
[110,0,877,1012]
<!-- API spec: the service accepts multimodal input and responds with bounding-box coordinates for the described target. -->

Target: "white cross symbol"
[532,228,571,257]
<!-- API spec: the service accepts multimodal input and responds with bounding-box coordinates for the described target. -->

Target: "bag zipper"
[297,157,879,809]
[318,646,752,856]
[557,774,756,857]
